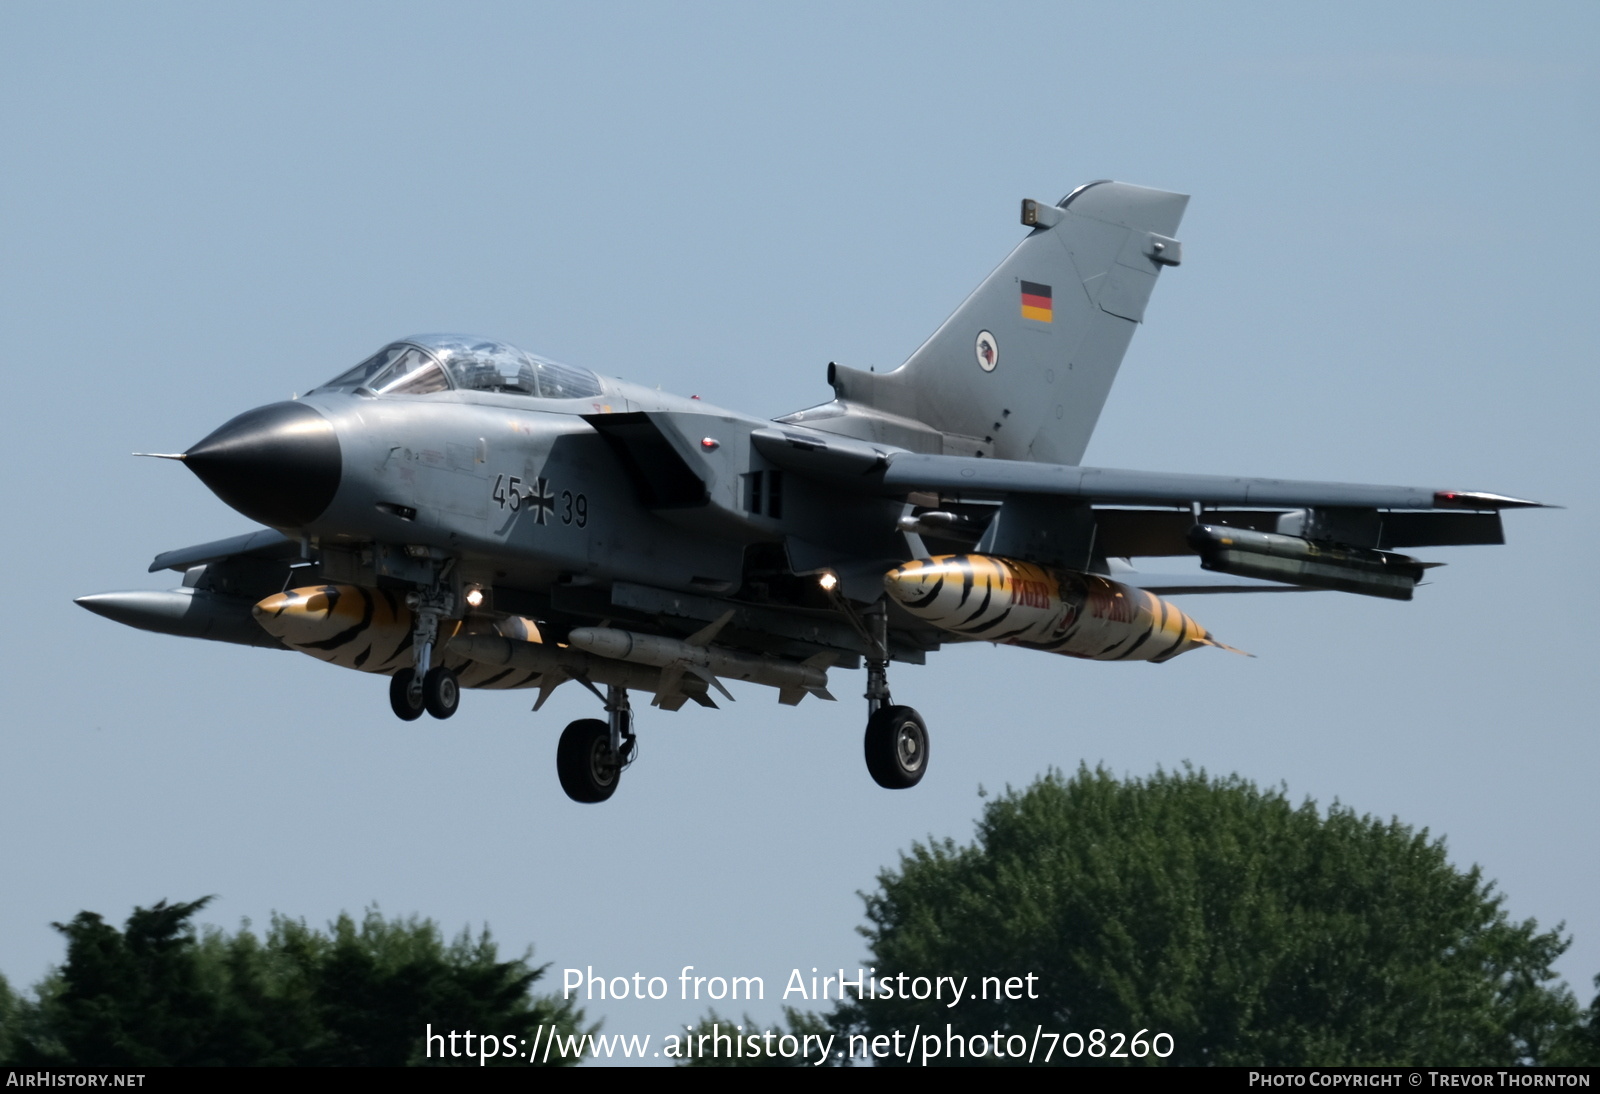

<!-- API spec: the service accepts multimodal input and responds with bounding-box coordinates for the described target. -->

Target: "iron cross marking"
[525,477,557,524]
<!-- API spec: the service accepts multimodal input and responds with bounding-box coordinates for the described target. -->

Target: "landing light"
[465,587,485,608]
[818,572,838,592]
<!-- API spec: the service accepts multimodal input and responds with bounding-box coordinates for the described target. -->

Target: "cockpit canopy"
[316,334,603,400]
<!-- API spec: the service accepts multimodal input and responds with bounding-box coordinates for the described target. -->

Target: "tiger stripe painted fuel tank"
[252,585,549,690]
[883,554,1242,663]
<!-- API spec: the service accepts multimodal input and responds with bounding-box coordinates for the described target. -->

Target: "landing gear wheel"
[389,669,425,722]
[864,705,929,789]
[557,718,621,803]
[423,666,459,720]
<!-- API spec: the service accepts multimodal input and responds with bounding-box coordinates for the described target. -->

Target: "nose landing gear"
[389,668,425,721]
[388,568,461,722]
[387,664,459,721]
[422,665,459,719]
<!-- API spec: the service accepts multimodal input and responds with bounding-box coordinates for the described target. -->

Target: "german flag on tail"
[1020,281,1053,323]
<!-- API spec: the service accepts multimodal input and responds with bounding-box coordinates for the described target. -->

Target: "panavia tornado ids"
[79,181,1544,803]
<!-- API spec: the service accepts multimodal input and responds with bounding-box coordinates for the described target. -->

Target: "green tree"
[0,973,19,1062]
[6,898,585,1066]
[1550,977,1600,1065]
[837,765,1581,1066]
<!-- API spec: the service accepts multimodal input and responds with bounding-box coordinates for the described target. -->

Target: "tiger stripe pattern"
[252,585,550,690]
[883,555,1241,663]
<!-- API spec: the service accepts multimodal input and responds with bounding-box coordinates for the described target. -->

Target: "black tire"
[423,665,460,720]
[389,669,425,721]
[557,718,621,803]
[864,705,929,789]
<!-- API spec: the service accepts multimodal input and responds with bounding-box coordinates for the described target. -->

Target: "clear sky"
[2,1,1596,1064]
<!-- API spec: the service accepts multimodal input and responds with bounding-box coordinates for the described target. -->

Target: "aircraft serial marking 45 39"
[80,181,1546,803]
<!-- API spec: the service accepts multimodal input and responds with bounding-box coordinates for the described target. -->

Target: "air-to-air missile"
[882,554,1243,663]
[566,617,836,706]
[448,633,720,711]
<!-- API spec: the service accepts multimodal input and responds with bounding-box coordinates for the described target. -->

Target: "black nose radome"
[185,402,341,528]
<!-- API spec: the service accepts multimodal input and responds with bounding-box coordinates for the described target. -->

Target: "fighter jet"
[78,181,1544,803]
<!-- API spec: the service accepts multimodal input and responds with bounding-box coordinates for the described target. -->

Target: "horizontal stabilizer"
[76,588,286,649]
[149,528,294,573]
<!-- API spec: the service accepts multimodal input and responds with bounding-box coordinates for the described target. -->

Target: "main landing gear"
[557,684,636,803]
[388,577,460,722]
[384,578,928,797]
[865,705,928,789]
[860,602,928,789]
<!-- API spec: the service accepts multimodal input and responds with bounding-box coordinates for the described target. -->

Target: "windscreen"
[314,336,602,400]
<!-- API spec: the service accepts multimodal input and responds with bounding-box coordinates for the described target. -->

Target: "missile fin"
[685,609,736,647]
[687,664,736,702]
[778,687,804,706]
[657,664,687,703]
[688,690,719,709]
[531,669,570,712]
[571,673,607,703]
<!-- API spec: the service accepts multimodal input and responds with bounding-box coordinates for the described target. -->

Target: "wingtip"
[1433,490,1549,510]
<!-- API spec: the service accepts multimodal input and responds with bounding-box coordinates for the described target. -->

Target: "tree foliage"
[1555,978,1600,1064]
[838,766,1581,1066]
[2,898,585,1066]
[0,974,19,1063]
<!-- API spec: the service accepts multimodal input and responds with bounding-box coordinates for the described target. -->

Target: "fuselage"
[293,381,753,594]
[181,334,913,614]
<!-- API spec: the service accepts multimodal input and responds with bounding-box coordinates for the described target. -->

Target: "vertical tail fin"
[823,181,1188,465]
